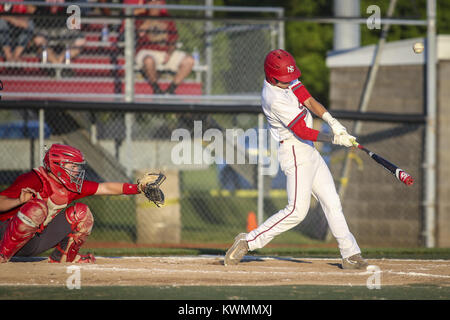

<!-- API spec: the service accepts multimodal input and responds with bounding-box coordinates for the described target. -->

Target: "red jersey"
[119,11,178,53]
[0,0,27,14]
[0,168,99,222]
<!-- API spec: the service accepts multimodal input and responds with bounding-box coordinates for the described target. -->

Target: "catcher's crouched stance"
[0,144,166,263]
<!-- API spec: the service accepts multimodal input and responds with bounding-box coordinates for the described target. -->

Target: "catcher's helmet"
[264,49,301,85]
[43,144,86,193]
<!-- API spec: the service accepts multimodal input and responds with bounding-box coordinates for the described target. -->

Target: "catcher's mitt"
[137,172,166,207]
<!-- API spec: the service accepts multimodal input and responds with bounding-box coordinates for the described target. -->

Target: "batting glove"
[333,133,356,147]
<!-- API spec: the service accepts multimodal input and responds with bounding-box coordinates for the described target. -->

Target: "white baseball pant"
[246,139,361,259]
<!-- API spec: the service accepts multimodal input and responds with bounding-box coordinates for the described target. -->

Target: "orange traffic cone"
[247,211,258,232]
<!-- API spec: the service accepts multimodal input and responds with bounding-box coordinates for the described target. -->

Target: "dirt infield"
[1,255,449,287]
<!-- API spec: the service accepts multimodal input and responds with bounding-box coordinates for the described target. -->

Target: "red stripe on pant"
[248,145,298,243]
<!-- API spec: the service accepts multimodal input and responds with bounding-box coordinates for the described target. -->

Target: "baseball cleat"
[224,233,248,266]
[74,253,96,264]
[342,253,369,270]
[48,253,96,264]
[0,253,7,263]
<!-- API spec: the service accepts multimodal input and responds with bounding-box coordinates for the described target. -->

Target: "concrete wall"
[437,61,450,247]
[328,65,425,247]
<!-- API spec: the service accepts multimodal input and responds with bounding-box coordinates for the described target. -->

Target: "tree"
[212,0,450,103]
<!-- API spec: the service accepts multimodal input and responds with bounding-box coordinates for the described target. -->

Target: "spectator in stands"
[126,0,195,94]
[91,0,112,16]
[90,0,117,16]
[32,0,87,64]
[0,1,35,62]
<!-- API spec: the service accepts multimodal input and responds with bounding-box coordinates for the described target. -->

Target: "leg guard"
[48,203,95,263]
[0,199,48,263]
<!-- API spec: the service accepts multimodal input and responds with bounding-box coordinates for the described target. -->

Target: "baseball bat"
[352,141,414,186]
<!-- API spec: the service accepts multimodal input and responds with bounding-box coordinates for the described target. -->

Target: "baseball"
[413,42,424,54]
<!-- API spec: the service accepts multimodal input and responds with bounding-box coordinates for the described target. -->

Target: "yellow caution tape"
[209,189,287,198]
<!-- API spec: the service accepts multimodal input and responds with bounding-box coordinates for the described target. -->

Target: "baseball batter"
[0,144,165,263]
[224,49,368,269]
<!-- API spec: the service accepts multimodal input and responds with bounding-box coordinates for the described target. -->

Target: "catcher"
[0,143,165,263]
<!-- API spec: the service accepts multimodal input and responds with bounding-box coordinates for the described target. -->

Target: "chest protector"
[33,167,71,226]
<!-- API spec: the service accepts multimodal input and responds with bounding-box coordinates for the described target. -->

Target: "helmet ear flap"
[43,151,50,171]
[266,75,276,85]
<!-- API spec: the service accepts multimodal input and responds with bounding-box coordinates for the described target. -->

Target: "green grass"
[1,284,448,300]
[82,196,137,242]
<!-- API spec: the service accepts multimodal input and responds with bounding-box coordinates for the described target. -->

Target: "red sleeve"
[0,171,43,198]
[287,110,319,141]
[291,82,312,104]
[72,180,99,200]
[12,4,27,14]
[123,183,139,195]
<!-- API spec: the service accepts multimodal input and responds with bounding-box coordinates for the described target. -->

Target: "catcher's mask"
[264,49,301,85]
[43,144,86,193]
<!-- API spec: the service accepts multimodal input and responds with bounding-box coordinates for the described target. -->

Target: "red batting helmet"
[264,49,301,85]
[43,144,86,193]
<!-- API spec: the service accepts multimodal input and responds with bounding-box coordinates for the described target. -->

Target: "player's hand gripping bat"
[351,140,414,186]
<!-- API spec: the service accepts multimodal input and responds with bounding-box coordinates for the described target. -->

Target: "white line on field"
[88,256,450,280]
[79,264,450,279]
[80,265,371,277]
[384,271,450,279]
[98,255,450,263]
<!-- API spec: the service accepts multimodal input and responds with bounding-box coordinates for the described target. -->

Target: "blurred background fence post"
[124,5,135,180]
[135,169,181,244]
[424,0,437,248]
[38,108,45,166]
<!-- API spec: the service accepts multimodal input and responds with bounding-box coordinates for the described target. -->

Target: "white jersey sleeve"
[261,80,316,144]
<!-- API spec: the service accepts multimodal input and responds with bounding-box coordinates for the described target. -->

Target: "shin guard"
[0,199,48,262]
[48,203,94,263]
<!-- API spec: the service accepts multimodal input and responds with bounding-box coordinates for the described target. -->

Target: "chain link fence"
[0,106,425,247]
[0,1,281,101]
[0,1,429,248]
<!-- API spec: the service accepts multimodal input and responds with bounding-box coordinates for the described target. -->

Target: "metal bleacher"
[0,17,205,102]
